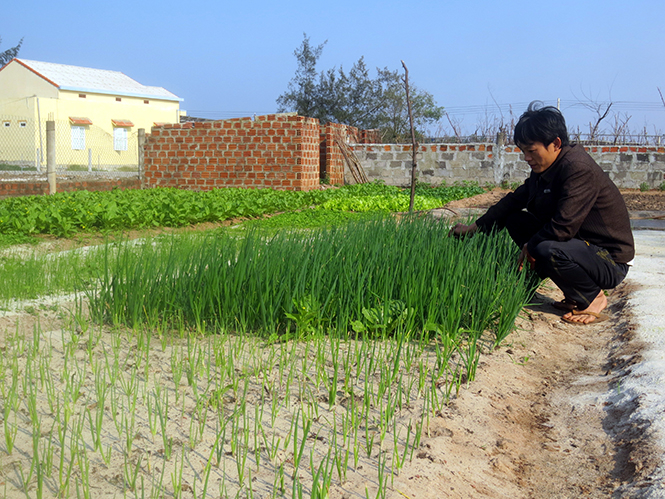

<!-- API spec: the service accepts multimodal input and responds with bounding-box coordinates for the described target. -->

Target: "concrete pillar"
[138,128,145,189]
[493,131,507,186]
[46,120,56,195]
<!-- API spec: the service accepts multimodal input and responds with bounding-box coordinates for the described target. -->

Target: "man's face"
[518,138,562,174]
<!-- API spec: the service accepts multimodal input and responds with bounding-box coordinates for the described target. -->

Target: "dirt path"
[371,282,657,499]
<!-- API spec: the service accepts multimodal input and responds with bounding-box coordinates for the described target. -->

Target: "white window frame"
[113,127,128,151]
[71,126,85,150]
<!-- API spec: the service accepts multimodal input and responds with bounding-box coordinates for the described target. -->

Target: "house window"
[116,97,122,102]
[71,126,86,150]
[79,94,86,98]
[114,127,128,151]
[144,100,149,104]
[19,121,27,128]
[3,121,10,127]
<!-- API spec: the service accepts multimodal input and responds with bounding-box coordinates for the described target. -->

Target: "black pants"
[503,211,629,308]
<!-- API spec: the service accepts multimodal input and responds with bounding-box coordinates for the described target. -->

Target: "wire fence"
[422,132,665,146]
[0,116,140,178]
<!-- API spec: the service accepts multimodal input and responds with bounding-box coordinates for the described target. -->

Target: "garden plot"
[9,217,660,498]
[1,215,589,499]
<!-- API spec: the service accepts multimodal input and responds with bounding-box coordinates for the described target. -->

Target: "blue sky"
[4,0,665,137]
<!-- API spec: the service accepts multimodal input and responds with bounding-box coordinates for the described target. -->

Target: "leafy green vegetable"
[0,181,484,238]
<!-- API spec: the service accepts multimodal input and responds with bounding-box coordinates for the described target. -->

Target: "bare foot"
[552,298,577,312]
[562,291,607,324]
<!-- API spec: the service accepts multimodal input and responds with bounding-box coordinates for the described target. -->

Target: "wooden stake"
[401,61,418,213]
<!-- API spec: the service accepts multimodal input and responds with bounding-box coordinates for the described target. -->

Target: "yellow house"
[0,58,182,172]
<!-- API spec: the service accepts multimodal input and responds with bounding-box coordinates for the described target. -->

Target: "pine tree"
[0,36,23,67]
[277,34,443,142]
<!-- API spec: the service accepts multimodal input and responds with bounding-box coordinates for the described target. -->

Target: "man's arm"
[449,183,529,239]
[475,183,530,233]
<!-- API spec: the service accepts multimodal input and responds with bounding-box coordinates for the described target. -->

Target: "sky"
[4,0,665,138]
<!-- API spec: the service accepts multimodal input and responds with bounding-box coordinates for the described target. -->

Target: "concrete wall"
[350,141,665,189]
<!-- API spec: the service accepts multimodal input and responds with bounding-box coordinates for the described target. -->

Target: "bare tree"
[573,89,614,142]
[610,113,631,145]
[444,112,463,142]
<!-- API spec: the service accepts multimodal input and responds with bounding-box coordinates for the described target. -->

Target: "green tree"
[0,36,23,67]
[277,34,443,142]
[276,34,327,120]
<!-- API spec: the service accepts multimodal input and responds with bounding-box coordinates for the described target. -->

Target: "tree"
[275,35,327,120]
[0,36,23,67]
[375,68,443,142]
[277,34,443,142]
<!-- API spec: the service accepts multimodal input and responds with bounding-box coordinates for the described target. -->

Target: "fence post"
[138,128,145,189]
[46,120,56,195]
[491,131,505,186]
[88,149,92,172]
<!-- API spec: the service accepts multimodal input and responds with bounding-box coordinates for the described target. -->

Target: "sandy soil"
[0,280,657,498]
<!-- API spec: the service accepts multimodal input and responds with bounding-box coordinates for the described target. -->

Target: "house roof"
[9,59,182,102]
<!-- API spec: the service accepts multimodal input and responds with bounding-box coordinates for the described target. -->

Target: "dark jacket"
[476,144,635,264]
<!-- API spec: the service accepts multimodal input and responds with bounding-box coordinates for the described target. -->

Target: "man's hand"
[518,243,536,271]
[449,222,478,238]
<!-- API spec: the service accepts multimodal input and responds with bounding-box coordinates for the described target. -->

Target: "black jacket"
[476,144,635,264]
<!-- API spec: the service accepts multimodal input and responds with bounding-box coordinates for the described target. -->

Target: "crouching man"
[450,102,634,325]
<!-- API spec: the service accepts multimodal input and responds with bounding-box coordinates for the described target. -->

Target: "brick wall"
[0,177,140,199]
[0,115,377,198]
[319,123,361,185]
[351,142,665,189]
[144,114,323,191]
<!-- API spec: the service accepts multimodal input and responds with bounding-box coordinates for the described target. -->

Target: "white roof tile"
[15,59,182,102]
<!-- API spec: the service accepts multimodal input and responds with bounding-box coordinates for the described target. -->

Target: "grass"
[0,243,107,306]
[0,163,37,171]
[87,215,537,347]
[242,209,375,231]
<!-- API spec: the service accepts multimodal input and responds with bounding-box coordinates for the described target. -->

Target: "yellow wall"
[0,60,180,170]
[0,61,58,101]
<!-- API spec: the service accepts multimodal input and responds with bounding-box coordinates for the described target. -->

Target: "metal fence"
[0,116,140,178]
[423,132,665,146]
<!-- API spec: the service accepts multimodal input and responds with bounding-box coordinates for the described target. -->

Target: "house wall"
[351,142,665,189]
[144,114,322,191]
[0,60,58,100]
[55,89,180,133]
[0,60,180,170]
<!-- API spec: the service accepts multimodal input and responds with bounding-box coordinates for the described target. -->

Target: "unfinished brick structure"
[143,114,373,192]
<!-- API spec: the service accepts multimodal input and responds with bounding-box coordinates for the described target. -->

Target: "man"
[450,102,634,325]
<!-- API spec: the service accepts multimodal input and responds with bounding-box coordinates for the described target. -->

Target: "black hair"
[513,101,570,147]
